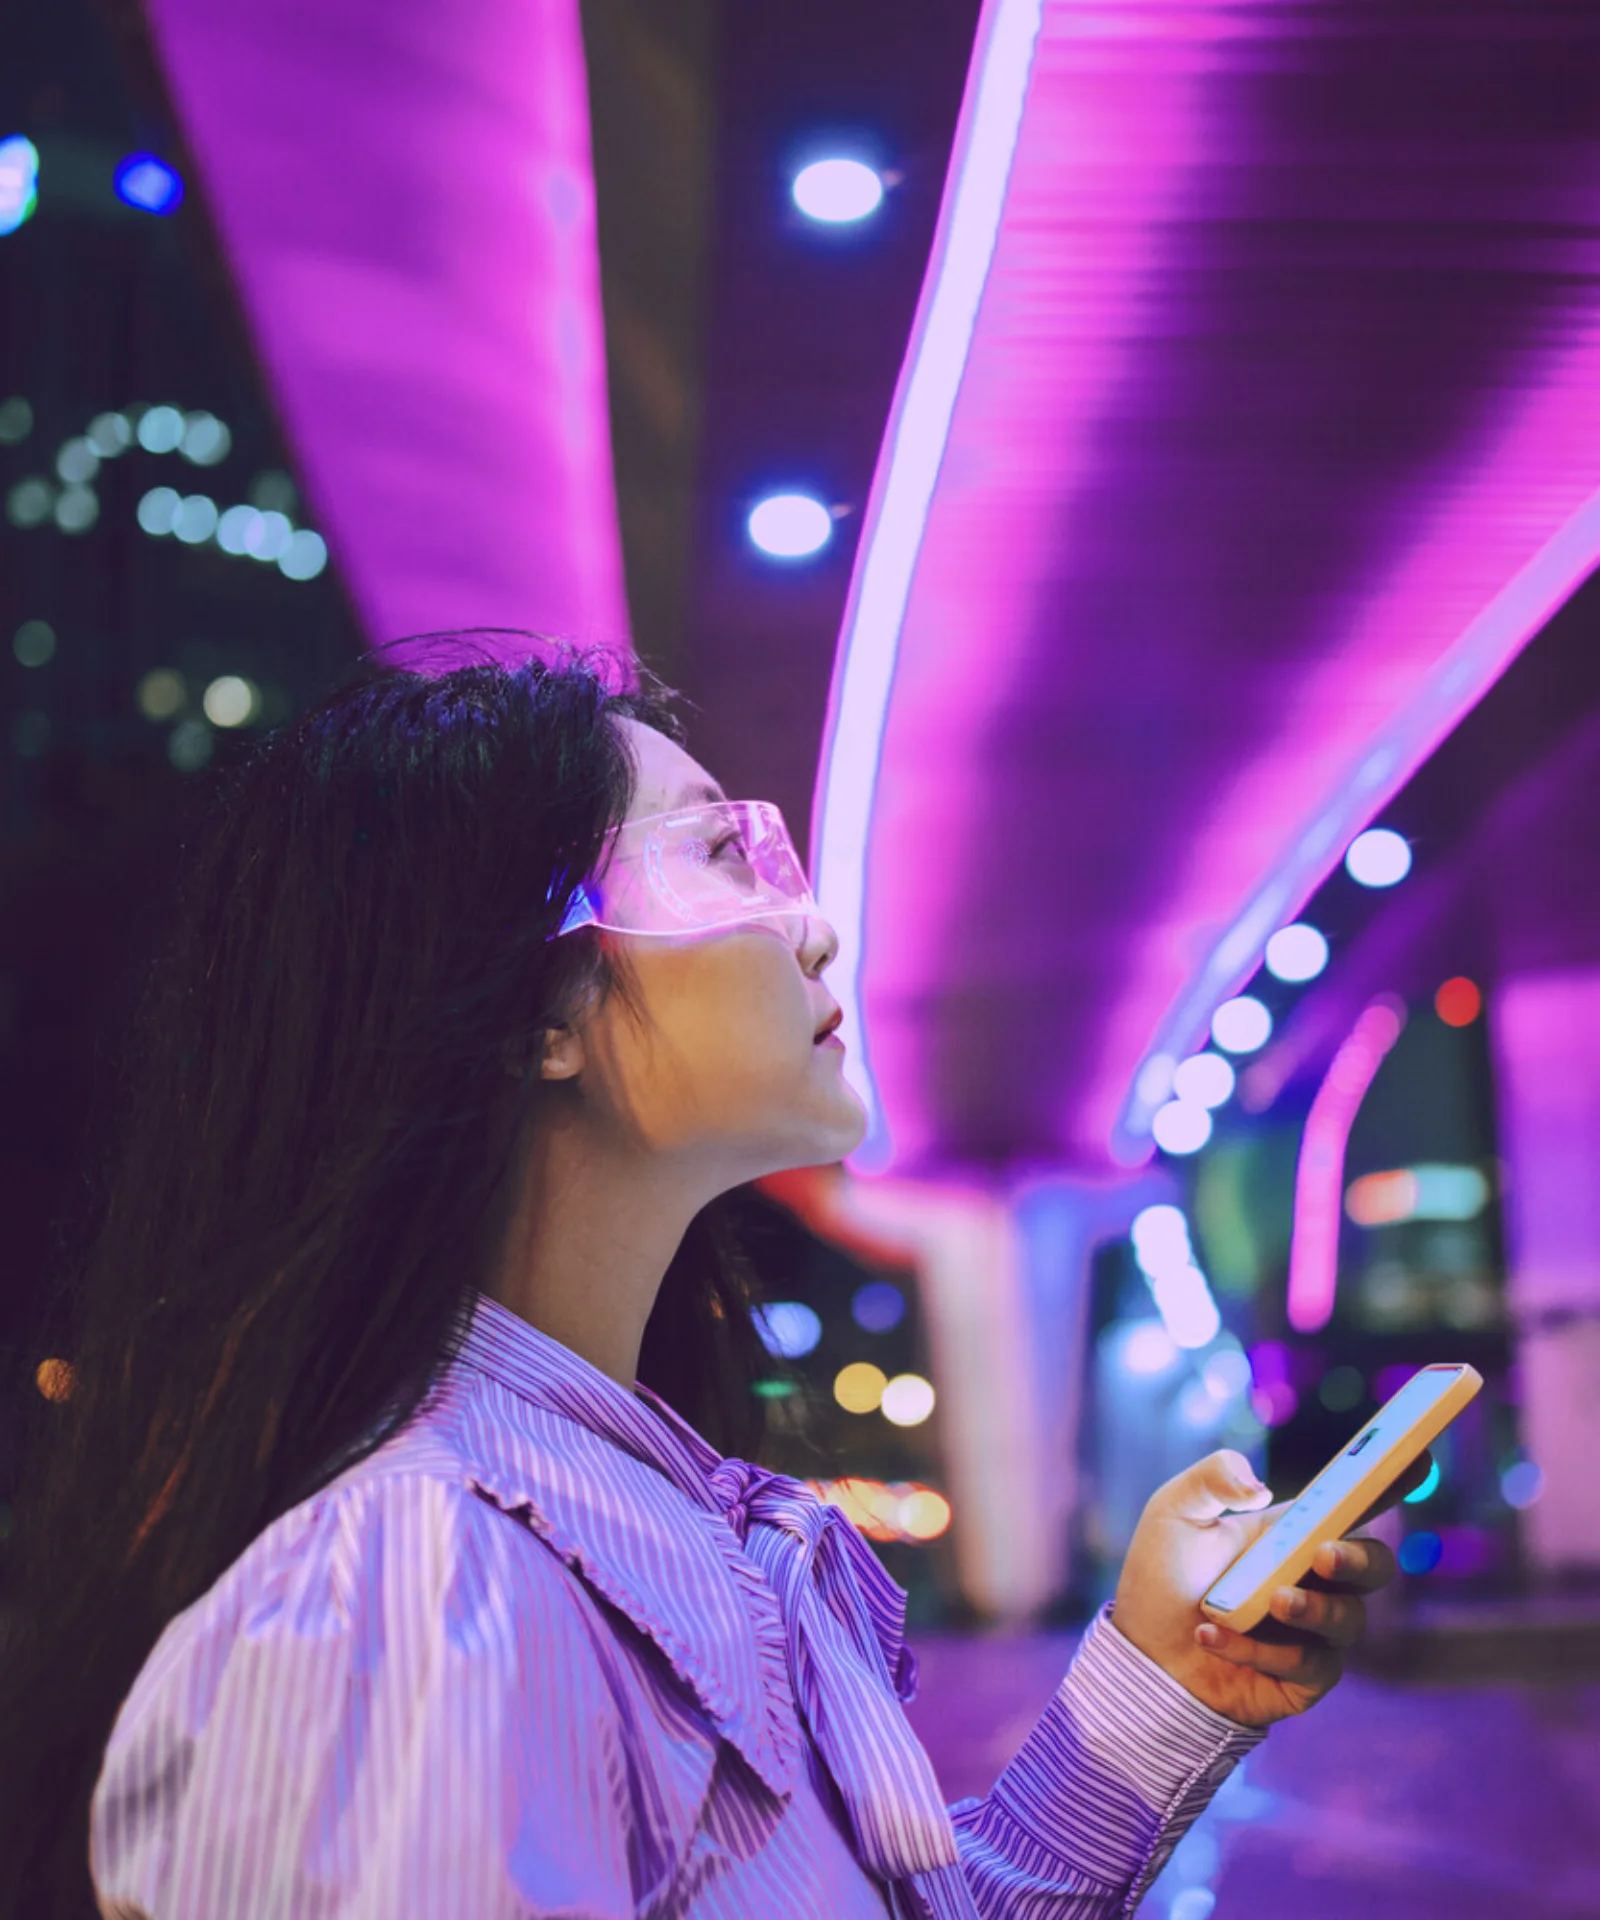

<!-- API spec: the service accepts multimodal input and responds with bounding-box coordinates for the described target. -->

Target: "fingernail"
[1197,1624,1222,1648]
[1276,1587,1306,1618]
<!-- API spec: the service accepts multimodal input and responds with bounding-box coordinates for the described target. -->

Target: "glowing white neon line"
[1116,479,1600,1158]
[811,0,1043,1170]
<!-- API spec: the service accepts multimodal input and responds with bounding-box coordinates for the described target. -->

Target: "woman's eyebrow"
[677,780,729,807]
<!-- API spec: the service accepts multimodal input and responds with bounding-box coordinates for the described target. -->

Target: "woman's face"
[560,718,866,1184]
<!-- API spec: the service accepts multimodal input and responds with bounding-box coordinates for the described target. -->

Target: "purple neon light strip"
[811,0,1043,1174]
[1116,473,1600,1163]
[1286,996,1406,1335]
[142,0,630,659]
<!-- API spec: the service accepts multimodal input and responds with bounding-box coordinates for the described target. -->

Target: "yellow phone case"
[1200,1362,1484,1633]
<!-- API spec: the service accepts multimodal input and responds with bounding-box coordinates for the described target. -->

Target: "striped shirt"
[91,1293,1263,1918]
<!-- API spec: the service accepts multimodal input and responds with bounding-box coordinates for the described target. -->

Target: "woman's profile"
[0,638,1400,1917]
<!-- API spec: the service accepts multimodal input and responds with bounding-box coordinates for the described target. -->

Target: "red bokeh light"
[1435,977,1482,1027]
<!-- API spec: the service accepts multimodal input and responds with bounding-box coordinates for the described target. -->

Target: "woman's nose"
[796,911,840,976]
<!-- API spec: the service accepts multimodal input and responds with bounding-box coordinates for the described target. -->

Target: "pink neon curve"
[1286,996,1407,1335]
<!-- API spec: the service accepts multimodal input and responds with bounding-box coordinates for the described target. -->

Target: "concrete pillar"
[1492,969,1600,1574]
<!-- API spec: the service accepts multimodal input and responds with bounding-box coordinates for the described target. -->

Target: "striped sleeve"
[90,1474,641,1920]
[948,1605,1265,1918]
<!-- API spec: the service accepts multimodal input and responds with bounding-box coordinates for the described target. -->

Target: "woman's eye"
[709,831,751,864]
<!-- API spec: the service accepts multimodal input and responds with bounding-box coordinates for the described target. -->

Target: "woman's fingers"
[1195,1621,1344,1692]
[1265,1585,1367,1645]
[1309,1532,1398,1591]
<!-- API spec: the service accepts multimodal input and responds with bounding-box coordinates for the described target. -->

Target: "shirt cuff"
[958,1603,1266,1902]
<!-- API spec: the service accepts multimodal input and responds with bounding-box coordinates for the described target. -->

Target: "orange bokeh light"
[35,1357,77,1402]
[1435,976,1482,1027]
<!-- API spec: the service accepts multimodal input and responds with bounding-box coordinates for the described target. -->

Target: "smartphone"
[1200,1362,1483,1633]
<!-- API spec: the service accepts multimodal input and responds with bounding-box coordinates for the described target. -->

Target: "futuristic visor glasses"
[556,799,820,938]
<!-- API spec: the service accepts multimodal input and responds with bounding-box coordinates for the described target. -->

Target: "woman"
[1,641,1400,1918]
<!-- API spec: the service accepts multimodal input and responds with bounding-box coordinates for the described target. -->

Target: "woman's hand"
[1110,1447,1422,1729]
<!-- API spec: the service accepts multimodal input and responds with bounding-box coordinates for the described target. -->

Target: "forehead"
[616,717,725,820]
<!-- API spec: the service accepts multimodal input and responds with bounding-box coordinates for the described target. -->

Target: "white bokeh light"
[792,158,885,224]
[1120,1321,1180,1376]
[748,492,833,559]
[1131,1204,1191,1275]
[1345,827,1412,888]
[1151,1099,1213,1155]
[1265,922,1330,982]
[880,1373,936,1427]
[1211,994,1273,1054]
[1172,1051,1235,1110]
[202,675,258,728]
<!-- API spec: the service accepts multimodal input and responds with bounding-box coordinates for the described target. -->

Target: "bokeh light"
[1152,1098,1212,1154]
[54,485,99,534]
[880,1372,936,1427]
[7,478,53,527]
[1121,1321,1180,1375]
[851,1280,906,1333]
[56,437,100,484]
[216,505,261,555]
[1398,1530,1443,1575]
[0,136,40,236]
[1345,826,1412,888]
[792,158,885,223]
[753,1300,823,1360]
[278,529,328,581]
[812,1478,952,1545]
[1250,1380,1299,1427]
[13,619,55,667]
[168,718,215,772]
[136,668,186,720]
[1265,922,1330,983]
[833,1361,887,1414]
[137,485,181,534]
[1434,976,1482,1027]
[0,395,33,443]
[172,495,219,544]
[136,406,185,454]
[34,1357,76,1402]
[245,509,293,562]
[87,411,132,456]
[1202,1349,1252,1402]
[1501,1459,1544,1510]
[748,492,832,558]
[1210,995,1273,1054]
[1172,1051,1235,1110]
[1317,1364,1364,1412]
[202,675,259,728]
[115,152,184,215]
[898,1487,952,1541]
[180,411,231,465]
[1404,1457,1442,1504]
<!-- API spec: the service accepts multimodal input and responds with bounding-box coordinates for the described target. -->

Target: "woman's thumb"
[1160,1449,1272,1522]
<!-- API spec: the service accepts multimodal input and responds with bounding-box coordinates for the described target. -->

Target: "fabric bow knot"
[705,1454,967,1904]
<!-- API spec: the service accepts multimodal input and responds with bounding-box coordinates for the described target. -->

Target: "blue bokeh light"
[1398,1530,1443,1575]
[1403,1458,1442,1504]
[851,1281,906,1334]
[115,152,185,216]
[753,1300,822,1361]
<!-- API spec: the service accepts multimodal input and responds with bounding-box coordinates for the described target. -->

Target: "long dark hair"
[0,637,773,1917]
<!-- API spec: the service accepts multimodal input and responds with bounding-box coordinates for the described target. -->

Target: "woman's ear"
[538,1023,585,1082]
